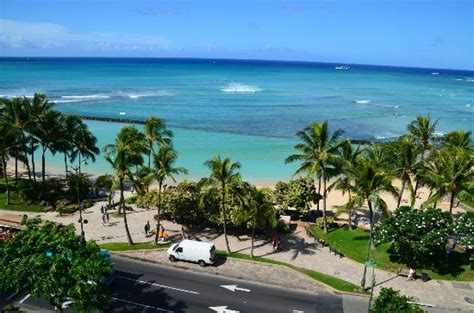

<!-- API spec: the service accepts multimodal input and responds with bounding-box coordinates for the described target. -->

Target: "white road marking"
[220,285,251,293]
[209,306,240,313]
[117,275,200,295]
[112,297,173,312]
[19,293,30,304]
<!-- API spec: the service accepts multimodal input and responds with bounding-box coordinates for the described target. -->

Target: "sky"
[0,0,473,70]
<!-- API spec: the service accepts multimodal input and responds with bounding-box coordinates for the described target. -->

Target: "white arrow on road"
[220,284,251,293]
[209,306,240,313]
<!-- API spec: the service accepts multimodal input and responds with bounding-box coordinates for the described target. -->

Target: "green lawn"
[217,250,367,294]
[0,179,45,212]
[309,225,473,281]
[100,242,170,251]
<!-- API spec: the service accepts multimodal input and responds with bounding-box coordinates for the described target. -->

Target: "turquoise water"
[1,58,473,182]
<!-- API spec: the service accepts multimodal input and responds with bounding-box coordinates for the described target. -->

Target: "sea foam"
[354,100,371,104]
[62,94,111,100]
[221,83,262,93]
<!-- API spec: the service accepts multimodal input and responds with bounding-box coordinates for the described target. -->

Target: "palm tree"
[28,93,54,181]
[285,121,345,233]
[104,127,146,244]
[201,156,242,253]
[0,123,16,205]
[61,115,82,176]
[144,117,173,168]
[151,144,188,242]
[329,141,361,230]
[34,110,66,182]
[70,121,100,173]
[0,97,32,180]
[407,115,438,193]
[440,130,473,151]
[244,186,275,257]
[422,147,474,213]
[343,155,398,230]
[387,136,419,207]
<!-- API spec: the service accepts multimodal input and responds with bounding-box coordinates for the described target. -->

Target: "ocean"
[1,57,473,183]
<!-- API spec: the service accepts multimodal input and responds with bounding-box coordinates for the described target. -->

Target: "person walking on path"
[181,226,187,239]
[145,221,151,236]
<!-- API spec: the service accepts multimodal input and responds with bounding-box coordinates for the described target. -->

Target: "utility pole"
[70,158,88,241]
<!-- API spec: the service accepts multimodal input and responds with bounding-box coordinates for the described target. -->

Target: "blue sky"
[0,0,472,70]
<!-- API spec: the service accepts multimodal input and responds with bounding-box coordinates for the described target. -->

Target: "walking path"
[2,196,473,312]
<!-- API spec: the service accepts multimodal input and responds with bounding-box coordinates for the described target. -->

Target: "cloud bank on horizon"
[0,0,473,70]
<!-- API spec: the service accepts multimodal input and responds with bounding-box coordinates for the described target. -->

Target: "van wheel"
[169,255,177,262]
[198,260,206,267]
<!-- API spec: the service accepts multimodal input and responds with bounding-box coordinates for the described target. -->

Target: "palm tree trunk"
[41,147,46,182]
[24,151,31,180]
[397,179,406,208]
[148,142,152,168]
[2,156,10,205]
[120,178,133,244]
[322,172,328,234]
[31,141,36,182]
[222,184,231,253]
[250,218,256,258]
[348,189,354,231]
[414,149,425,195]
[368,200,375,249]
[317,177,321,212]
[449,191,455,214]
[14,157,18,181]
[155,181,163,244]
[78,154,81,174]
[64,153,68,177]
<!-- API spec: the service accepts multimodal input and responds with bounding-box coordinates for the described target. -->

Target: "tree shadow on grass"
[108,270,188,312]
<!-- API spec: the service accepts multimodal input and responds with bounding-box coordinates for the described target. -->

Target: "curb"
[111,250,369,298]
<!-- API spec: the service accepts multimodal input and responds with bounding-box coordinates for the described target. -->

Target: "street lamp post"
[69,159,88,241]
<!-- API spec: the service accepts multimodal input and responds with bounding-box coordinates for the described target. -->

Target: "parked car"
[167,239,216,267]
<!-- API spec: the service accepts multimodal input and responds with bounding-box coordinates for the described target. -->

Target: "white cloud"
[0,18,170,54]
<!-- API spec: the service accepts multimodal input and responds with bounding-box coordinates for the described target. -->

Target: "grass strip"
[217,250,367,295]
[100,242,170,251]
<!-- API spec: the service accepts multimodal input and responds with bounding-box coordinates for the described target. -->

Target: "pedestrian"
[276,236,282,252]
[181,226,186,239]
[408,268,416,281]
[102,213,107,226]
[100,205,105,215]
[106,211,110,223]
[272,234,277,251]
[144,221,151,236]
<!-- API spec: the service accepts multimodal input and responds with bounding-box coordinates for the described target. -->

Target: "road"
[17,255,370,312]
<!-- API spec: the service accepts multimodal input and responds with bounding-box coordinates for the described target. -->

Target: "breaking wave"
[221,83,262,93]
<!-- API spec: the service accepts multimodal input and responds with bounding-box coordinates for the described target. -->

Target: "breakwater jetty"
[74,114,378,145]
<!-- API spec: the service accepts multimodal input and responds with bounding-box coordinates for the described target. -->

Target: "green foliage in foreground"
[217,250,366,294]
[99,242,170,251]
[310,224,473,281]
[370,287,424,313]
[0,220,112,311]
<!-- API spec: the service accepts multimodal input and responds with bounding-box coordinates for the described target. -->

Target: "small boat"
[119,112,126,115]
[335,65,350,70]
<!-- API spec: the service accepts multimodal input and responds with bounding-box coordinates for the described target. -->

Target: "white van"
[167,240,216,267]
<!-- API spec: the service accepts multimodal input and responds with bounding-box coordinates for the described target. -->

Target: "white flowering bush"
[453,212,474,249]
[375,206,453,268]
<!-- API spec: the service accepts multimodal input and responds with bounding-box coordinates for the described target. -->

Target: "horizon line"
[1,55,473,73]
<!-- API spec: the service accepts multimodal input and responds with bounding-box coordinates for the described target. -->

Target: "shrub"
[17,179,63,204]
[315,216,335,229]
[370,288,423,313]
[58,204,78,215]
[125,195,138,204]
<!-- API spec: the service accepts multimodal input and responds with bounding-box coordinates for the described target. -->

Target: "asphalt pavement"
[13,255,370,312]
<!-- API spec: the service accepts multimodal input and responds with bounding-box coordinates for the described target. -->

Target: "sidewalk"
[2,198,473,312]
